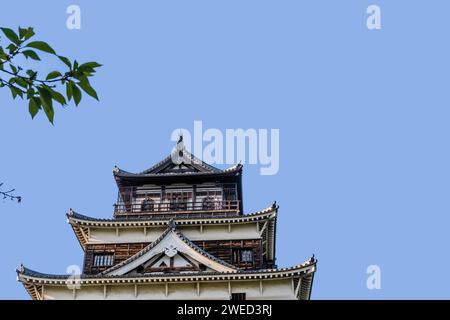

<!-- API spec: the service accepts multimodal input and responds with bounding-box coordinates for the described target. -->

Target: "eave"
[17,259,317,300]
[113,164,243,189]
[67,204,278,254]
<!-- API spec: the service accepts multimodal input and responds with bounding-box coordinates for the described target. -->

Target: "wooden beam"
[134,284,138,298]
[34,285,41,300]
[165,283,169,297]
[196,282,200,296]
[116,228,120,237]
[228,224,232,233]
[295,278,302,298]
[199,225,203,233]
[143,227,147,236]
[259,221,268,235]
[228,281,232,296]
[73,288,77,300]
[260,280,264,294]
[103,285,107,299]
[79,227,89,244]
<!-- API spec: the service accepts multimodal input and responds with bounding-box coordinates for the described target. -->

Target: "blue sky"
[1,1,449,299]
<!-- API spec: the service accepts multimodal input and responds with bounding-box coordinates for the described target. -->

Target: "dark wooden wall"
[83,243,147,274]
[194,239,263,270]
[83,239,263,274]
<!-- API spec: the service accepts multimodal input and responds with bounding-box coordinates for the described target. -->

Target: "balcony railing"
[113,200,240,218]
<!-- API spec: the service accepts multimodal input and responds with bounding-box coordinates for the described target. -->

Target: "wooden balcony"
[113,200,241,219]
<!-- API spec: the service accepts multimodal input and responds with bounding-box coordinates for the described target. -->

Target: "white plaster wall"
[42,279,296,300]
[87,223,260,244]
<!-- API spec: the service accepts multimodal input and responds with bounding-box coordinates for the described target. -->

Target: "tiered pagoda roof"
[17,138,317,300]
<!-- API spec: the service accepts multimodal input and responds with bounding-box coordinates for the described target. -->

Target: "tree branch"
[0,182,21,203]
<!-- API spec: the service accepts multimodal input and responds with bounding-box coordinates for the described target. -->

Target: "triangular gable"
[150,157,210,174]
[140,136,222,175]
[102,221,238,276]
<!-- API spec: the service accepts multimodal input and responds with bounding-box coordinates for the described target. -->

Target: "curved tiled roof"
[17,259,316,280]
[113,164,242,178]
[113,138,243,178]
[67,203,277,226]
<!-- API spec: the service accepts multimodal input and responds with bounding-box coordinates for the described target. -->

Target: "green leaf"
[0,47,7,60]
[12,77,28,88]
[78,62,102,74]
[26,41,56,54]
[58,56,71,69]
[49,88,67,106]
[19,27,35,40]
[80,62,102,69]
[71,82,82,106]
[37,87,54,124]
[6,44,16,54]
[76,81,98,100]
[28,97,41,118]
[72,71,89,82]
[9,64,17,74]
[1,27,20,45]
[26,88,35,99]
[22,50,40,61]
[26,69,37,79]
[77,65,95,74]
[66,81,73,101]
[9,86,23,99]
[23,27,35,40]
[18,27,27,39]
[46,71,62,80]
[80,62,102,74]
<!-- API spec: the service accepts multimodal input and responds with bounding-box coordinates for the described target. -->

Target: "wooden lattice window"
[93,254,114,267]
[232,249,253,264]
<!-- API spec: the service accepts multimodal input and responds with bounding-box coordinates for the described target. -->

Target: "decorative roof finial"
[272,201,277,209]
[168,218,176,229]
[177,133,183,144]
[309,254,316,263]
[68,208,74,216]
[113,165,120,173]
[19,264,24,273]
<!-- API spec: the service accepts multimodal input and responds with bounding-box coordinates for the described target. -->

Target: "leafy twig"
[0,26,102,124]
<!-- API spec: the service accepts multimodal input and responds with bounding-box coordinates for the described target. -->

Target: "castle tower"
[17,138,316,300]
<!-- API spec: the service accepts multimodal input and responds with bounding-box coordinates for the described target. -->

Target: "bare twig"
[0,182,22,203]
